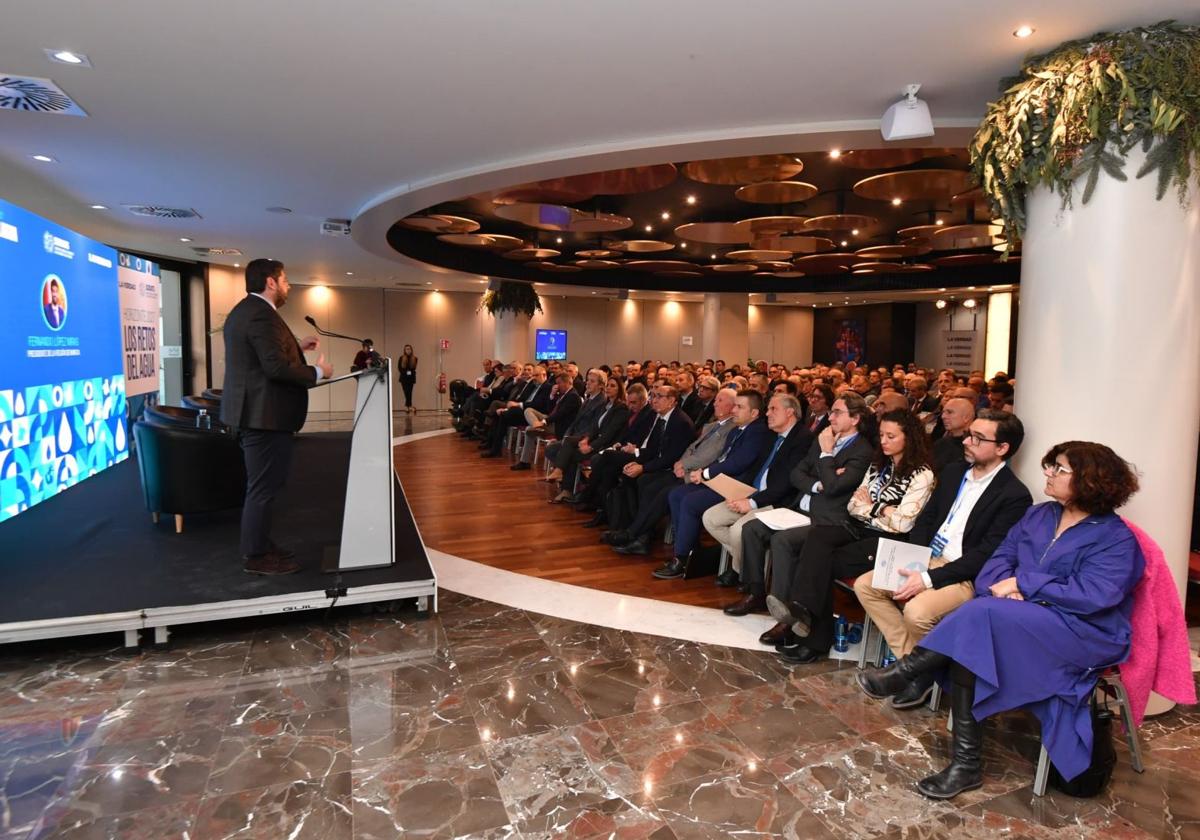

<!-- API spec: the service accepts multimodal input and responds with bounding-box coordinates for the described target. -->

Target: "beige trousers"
[852,557,975,658]
[701,503,773,573]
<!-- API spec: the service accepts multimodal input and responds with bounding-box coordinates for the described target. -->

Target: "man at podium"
[221,259,333,575]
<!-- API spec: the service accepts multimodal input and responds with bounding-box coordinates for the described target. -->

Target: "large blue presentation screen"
[535,329,567,361]
[0,198,127,523]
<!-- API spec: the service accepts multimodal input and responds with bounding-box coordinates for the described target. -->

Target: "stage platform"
[0,432,436,646]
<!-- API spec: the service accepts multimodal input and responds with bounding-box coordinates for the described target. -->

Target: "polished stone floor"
[1,591,1197,839]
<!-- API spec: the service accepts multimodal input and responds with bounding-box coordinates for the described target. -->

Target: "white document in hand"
[753,508,811,531]
[703,473,758,501]
[871,537,931,591]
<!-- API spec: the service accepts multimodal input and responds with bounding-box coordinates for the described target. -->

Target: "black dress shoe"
[583,511,607,528]
[758,622,791,646]
[600,530,632,545]
[614,537,650,555]
[890,672,938,710]
[714,568,740,588]
[267,542,296,560]
[778,644,823,664]
[723,593,766,616]
[652,556,688,579]
[510,461,531,471]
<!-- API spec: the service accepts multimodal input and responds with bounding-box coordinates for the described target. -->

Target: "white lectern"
[316,359,395,571]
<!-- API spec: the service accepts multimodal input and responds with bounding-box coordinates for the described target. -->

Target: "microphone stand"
[306,316,384,370]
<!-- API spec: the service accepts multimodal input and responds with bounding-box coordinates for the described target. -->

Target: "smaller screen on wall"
[535,329,567,361]
[834,319,866,364]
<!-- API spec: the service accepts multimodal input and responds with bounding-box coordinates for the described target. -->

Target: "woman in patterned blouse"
[769,409,936,663]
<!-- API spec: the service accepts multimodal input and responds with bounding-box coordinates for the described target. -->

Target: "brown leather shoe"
[722,592,767,616]
[243,552,300,575]
[758,622,791,646]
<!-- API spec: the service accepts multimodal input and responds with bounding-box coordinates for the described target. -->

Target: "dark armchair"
[132,421,246,533]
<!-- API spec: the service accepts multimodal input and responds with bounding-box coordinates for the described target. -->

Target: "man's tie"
[753,435,786,489]
[643,416,666,455]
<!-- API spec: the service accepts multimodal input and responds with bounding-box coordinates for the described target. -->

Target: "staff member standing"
[398,344,418,412]
[221,259,332,575]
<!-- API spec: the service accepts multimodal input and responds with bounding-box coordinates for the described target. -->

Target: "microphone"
[304,315,364,343]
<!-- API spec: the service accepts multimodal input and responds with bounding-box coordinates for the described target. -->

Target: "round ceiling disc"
[853,169,974,202]
[656,270,704,278]
[751,235,834,254]
[931,253,996,267]
[773,270,806,278]
[932,223,1004,250]
[625,260,697,272]
[604,239,676,253]
[674,222,750,245]
[576,249,619,258]
[501,247,561,260]
[533,262,583,272]
[492,181,595,205]
[575,259,622,269]
[855,244,921,259]
[734,181,820,204]
[792,253,857,274]
[437,233,524,250]
[803,214,878,233]
[732,216,808,238]
[709,263,759,273]
[399,214,481,233]
[556,164,679,195]
[725,249,793,262]
[493,203,632,233]
[682,154,804,185]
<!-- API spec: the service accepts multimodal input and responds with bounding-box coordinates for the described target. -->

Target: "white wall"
[914,300,988,372]
[205,280,819,416]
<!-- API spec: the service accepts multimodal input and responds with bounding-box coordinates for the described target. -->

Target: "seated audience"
[481,364,553,457]
[853,410,1032,707]
[768,409,935,664]
[730,394,874,629]
[545,376,629,485]
[512,371,588,466]
[690,394,811,580]
[857,441,1142,800]
[804,384,833,435]
[930,395,975,472]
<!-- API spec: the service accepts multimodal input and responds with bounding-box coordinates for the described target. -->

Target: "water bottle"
[196,408,211,430]
[847,622,863,645]
[833,615,849,653]
[880,645,897,667]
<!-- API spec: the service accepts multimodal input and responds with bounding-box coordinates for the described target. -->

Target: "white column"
[493,310,531,362]
[1014,148,1199,697]
[702,292,748,367]
[984,291,1012,377]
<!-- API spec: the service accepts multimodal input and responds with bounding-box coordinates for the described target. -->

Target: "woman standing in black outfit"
[398,344,418,412]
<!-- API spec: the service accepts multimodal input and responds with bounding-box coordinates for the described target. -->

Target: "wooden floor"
[393,430,741,609]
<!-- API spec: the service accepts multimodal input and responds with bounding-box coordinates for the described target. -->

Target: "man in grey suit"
[726,393,874,633]
[603,387,737,549]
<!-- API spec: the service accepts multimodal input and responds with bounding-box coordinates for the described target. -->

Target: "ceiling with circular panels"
[388,147,1020,293]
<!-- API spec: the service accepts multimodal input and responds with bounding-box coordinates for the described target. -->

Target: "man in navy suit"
[633,391,768,570]
[43,278,66,329]
[221,259,332,575]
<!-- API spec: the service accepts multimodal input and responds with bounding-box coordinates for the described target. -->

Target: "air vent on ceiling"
[0,75,87,116]
[191,246,242,256]
[393,282,425,288]
[124,205,202,219]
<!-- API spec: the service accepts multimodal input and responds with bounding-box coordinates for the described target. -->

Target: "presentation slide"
[0,197,127,524]
[535,328,567,361]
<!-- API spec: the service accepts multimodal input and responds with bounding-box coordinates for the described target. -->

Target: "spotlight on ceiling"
[1013,25,1035,39]
[963,298,978,309]
[45,49,92,67]
[829,149,841,159]
[686,195,697,205]
[881,84,935,141]
[935,299,948,309]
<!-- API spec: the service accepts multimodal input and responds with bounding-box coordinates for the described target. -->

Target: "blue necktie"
[753,435,785,489]
[716,427,743,463]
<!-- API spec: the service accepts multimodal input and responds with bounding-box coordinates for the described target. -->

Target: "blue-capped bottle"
[833,615,849,652]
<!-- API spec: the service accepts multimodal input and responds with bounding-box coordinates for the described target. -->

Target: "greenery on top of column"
[479,280,543,318]
[973,20,1199,246]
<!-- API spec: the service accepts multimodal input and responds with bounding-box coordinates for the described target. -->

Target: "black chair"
[132,420,245,533]
[201,388,223,401]
[145,404,202,428]
[182,395,222,413]
[449,379,471,418]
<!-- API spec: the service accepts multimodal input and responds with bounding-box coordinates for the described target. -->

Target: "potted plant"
[479,280,543,318]
[972,20,1199,246]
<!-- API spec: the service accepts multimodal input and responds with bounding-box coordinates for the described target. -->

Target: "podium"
[316,359,395,571]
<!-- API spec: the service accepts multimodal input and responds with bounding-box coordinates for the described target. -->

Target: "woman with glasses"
[769,409,935,664]
[857,441,1142,800]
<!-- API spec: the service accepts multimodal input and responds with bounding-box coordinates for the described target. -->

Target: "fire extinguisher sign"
[439,338,451,350]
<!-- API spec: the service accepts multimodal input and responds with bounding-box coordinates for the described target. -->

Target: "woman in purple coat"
[857,440,1142,799]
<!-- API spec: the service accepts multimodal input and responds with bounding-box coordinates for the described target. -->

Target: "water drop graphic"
[58,414,72,452]
[115,420,126,452]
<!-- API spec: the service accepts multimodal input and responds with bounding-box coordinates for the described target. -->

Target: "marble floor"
[1,591,1198,839]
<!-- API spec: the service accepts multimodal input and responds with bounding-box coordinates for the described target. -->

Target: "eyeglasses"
[1042,462,1073,476]
[828,408,849,417]
[964,431,999,445]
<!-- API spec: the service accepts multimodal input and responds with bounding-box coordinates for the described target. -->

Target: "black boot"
[856,646,951,700]
[890,671,938,710]
[917,664,983,800]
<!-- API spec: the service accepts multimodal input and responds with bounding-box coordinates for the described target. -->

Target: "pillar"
[702,293,748,367]
[984,291,1012,377]
[493,310,530,363]
[1013,147,1199,712]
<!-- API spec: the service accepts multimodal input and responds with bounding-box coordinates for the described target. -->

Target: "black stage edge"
[0,433,435,639]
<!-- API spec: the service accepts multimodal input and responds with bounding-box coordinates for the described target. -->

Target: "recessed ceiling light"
[680,242,687,248]
[555,236,563,244]
[345,271,353,276]
[710,253,717,259]
[266,206,292,214]
[89,204,108,210]
[45,49,91,67]
[841,240,848,247]
[31,154,56,163]
[891,197,902,206]
[644,225,653,233]
[851,228,859,236]
[686,195,697,205]
[426,281,432,285]
[935,219,945,225]
[935,299,947,309]
[179,237,192,243]
[829,149,842,159]
[234,262,240,267]
[661,211,670,220]
[1013,25,1035,38]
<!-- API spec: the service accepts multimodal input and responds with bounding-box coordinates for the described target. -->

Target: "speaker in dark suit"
[221,259,330,575]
